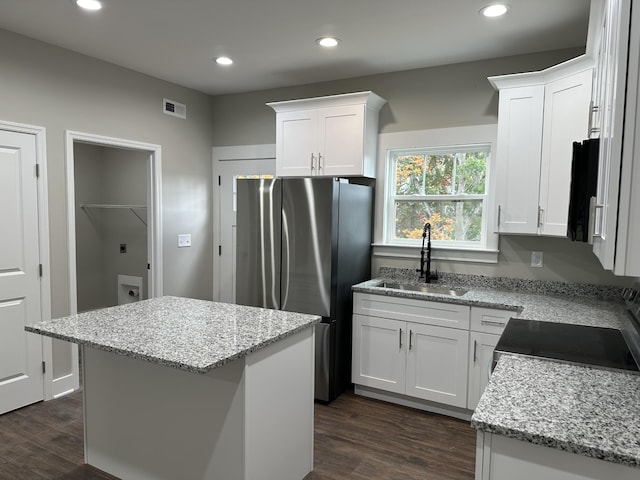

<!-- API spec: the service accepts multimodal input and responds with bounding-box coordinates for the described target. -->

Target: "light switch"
[178,234,191,248]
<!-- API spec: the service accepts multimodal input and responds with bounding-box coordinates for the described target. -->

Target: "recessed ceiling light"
[317,37,340,48]
[76,0,103,11]
[215,56,234,66]
[480,4,509,18]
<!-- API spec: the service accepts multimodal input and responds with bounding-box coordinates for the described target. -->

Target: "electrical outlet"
[120,243,127,253]
[177,234,191,248]
[531,251,543,268]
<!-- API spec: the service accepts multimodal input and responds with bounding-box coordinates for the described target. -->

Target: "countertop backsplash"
[377,267,625,302]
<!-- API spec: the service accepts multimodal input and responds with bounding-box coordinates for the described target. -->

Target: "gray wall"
[0,28,215,377]
[74,144,149,312]
[210,46,631,286]
[101,146,149,307]
[210,48,584,145]
[74,143,108,311]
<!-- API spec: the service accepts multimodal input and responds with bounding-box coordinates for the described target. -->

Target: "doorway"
[213,145,275,303]
[73,143,149,311]
[66,131,162,314]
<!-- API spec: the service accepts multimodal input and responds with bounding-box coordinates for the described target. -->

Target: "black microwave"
[567,138,599,242]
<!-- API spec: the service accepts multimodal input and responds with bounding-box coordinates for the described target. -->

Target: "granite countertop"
[26,296,320,374]
[472,355,640,468]
[353,273,629,330]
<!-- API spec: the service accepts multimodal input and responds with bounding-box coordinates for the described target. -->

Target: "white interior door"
[0,129,44,414]
[217,156,275,303]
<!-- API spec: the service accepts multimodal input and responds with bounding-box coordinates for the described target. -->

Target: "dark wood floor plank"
[0,389,476,479]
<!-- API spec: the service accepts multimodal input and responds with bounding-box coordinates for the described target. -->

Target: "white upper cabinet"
[490,56,593,237]
[588,0,640,276]
[268,91,386,178]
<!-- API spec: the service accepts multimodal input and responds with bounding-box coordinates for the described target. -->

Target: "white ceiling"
[0,0,591,95]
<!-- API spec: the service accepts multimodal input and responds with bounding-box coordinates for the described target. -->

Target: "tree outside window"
[388,145,489,246]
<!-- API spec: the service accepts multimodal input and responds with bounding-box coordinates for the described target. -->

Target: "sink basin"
[378,281,467,297]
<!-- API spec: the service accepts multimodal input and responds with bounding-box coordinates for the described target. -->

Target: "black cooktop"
[495,318,639,372]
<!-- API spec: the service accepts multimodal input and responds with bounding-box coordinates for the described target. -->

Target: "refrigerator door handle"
[281,207,291,309]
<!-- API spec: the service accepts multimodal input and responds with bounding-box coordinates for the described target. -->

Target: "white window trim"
[373,125,499,264]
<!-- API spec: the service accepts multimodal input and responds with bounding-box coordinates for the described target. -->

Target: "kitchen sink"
[378,281,468,297]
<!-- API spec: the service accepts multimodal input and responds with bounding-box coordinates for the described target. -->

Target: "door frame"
[65,131,163,392]
[212,144,275,301]
[0,119,53,400]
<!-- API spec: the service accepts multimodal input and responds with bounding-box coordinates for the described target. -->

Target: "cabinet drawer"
[470,307,512,334]
[354,293,470,330]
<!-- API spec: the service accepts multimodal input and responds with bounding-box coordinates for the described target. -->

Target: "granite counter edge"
[471,418,640,469]
[26,319,320,374]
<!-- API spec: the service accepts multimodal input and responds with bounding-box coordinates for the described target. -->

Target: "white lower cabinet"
[467,332,499,411]
[476,432,639,480]
[467,307,510,410]
[352,292,514,415]
[352,314,406,394]
[352,293,470,409]
[405,322,469,407]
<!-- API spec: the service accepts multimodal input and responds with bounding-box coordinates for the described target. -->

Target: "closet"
[74,143,148,312]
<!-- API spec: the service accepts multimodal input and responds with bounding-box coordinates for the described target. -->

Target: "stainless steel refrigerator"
[236,177,373,402]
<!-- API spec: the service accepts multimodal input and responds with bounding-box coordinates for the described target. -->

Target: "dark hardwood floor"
[0,389,475,479]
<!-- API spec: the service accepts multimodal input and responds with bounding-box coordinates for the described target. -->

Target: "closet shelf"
[81,203,147,209]
[81,203,147,226]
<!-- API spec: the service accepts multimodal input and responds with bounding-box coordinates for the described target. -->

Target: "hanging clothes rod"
[80,203,147,226]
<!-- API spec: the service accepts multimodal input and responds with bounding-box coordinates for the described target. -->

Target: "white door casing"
[212,145,275,303]
[0,127,48,414]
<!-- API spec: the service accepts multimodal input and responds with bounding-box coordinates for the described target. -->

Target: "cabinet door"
[494,85,545,234]
[352,314,405,394]
[275,109,317,177]
[317,105,365,177]
[538,69,592,236]
[593,0,631,269]
[467,332,499,411]
[405,323,469,408]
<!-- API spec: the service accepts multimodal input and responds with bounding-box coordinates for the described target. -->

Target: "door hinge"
[35,163,40,178]
[42,361,46,374]
[39,264,43,277]
[218,175,221,186]
[218,245,222,255]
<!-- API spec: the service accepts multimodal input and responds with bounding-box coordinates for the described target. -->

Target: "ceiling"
[0,0,591,96]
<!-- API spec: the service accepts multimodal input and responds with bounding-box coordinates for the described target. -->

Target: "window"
[386,144,490,248]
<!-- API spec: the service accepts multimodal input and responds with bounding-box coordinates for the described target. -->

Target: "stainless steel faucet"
[417,223,438,283]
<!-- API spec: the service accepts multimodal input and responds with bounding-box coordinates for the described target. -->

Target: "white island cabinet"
[26,296,320,480]
[267,91,386,178]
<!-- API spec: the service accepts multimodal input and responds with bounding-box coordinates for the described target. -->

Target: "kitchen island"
[26,296,320,480]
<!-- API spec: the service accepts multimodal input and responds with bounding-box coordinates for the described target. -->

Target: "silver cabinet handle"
[588,196,597,245]
[318,153,323,172]
[497,204,502,228]
[310,153,316,173]
[399,328,403,349]
[473,340,478,363]
[481,320,506,327]
[409,330,413,351]
[537,206,544,228]
[592,202,605,238]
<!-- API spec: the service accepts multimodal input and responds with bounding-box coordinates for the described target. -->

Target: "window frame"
[386,143,491,249]
[373,125,499,264]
